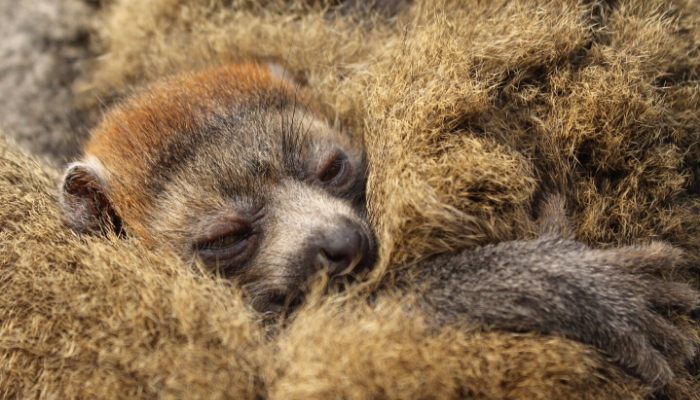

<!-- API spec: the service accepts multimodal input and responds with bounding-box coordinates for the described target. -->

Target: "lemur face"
[60,63,376,313]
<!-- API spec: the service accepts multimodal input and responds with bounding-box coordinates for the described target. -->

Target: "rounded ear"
[60,162,122,235]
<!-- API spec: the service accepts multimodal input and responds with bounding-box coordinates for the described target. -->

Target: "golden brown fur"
[2,0,700,398]
[0,136,266,398]
[0,136,647,398]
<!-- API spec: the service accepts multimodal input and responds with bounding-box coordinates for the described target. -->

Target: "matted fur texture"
[0,140,645,398]
[1,0,699,398]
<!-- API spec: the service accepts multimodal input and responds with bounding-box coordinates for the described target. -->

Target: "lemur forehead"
[86,63,296,164]
[83,63,305,204]
[176,113,338,196]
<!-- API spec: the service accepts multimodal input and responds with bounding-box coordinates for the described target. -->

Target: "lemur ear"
[60,162,122,235]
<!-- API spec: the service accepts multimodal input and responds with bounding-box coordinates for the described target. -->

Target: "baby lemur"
[60,62,698,388]
[61,63,374,312]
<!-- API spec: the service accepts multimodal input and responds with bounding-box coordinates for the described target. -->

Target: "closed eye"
[196,225,254,268]
[320,152,347,184]
[198,231,250,251]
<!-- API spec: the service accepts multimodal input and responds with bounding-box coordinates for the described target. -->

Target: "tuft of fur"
[2,0,700,398]
[0,135,651,398]
[0,136,269,398]
[270,292,648,399]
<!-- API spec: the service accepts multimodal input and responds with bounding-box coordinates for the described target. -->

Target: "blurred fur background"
[0,0,97,165]
[1,0,699,398]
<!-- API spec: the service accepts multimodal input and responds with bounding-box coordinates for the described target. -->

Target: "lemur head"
[60,63,376,313]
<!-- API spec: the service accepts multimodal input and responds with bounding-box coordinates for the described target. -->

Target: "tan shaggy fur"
[0,139,647,398]
[2,0,700,398]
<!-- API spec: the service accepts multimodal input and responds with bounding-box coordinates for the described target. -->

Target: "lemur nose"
[315,222,369,277]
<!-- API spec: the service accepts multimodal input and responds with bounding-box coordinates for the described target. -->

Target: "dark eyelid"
[195,208,263,246]
[199,231,250,251]
[320,151,350,180]
[319,151,342,176]
[196,221,248,246]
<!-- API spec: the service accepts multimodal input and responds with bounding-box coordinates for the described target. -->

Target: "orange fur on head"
[85,63,297,240]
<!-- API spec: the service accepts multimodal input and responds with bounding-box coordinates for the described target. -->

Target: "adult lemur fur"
[59,62,698,389]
